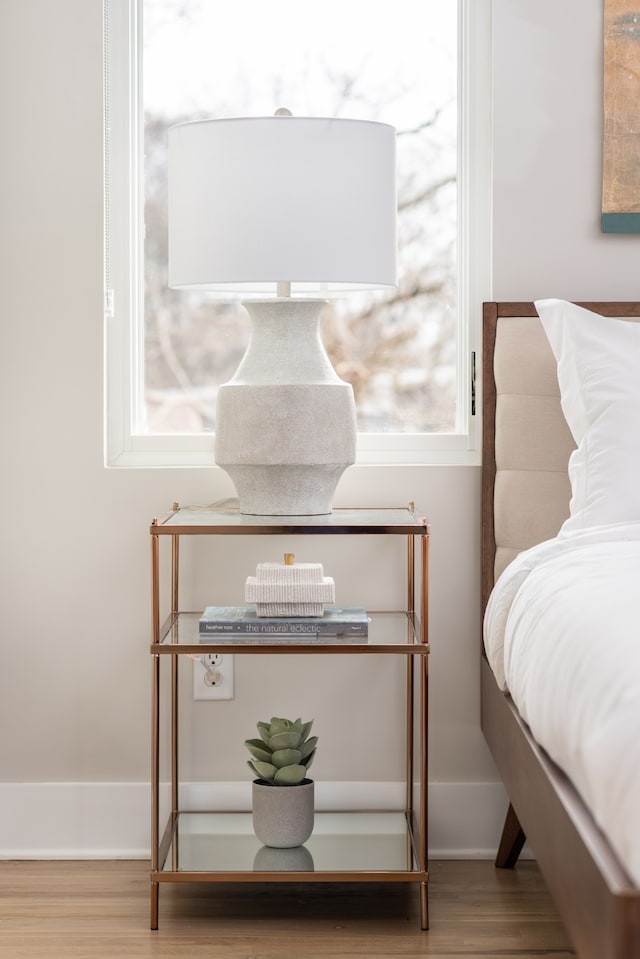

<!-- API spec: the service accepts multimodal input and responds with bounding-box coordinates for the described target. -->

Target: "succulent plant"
[245,716,317,786]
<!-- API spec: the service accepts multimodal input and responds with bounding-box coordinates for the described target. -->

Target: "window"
[105,0,490,467]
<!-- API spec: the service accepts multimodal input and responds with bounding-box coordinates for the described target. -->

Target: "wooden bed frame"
[481,301,640,959]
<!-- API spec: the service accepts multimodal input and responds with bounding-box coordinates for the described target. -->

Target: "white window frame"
[104,0,491,469]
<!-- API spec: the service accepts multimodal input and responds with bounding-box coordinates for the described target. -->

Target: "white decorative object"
[214,299,356,516]
[245,553,335,617]
[168,113,397,515]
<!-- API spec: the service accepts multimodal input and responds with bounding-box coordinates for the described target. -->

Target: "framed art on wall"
[602,1,640,233]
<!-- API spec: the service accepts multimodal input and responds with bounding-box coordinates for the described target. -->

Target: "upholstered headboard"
[481,301,640,613]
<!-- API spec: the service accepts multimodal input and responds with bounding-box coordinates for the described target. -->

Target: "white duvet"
[484,523,640,886]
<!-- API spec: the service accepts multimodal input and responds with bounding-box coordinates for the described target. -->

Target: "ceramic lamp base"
[215,300,356,516]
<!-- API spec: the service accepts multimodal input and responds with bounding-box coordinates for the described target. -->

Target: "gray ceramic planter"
[252,778,314,848]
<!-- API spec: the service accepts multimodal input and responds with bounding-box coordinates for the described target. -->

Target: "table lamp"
[168,112,397,515]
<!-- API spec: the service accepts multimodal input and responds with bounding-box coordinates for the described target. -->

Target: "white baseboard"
[0,780,522,860]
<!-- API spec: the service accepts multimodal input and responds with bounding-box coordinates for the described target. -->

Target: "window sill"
[105,432,481,469]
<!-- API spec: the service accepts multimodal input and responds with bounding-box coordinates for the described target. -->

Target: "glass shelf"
[153,506,429,536]
[155,610,427,653]
[160,811,421,877]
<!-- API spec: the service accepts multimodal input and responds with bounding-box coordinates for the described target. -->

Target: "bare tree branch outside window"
[142,1,457,435]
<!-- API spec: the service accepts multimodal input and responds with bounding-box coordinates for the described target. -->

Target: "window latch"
[471,351,476,416]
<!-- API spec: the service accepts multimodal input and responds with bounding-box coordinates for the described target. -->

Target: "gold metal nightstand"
[149,504,429,929]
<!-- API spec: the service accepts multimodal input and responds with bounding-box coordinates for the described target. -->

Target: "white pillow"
[534,299,640,533]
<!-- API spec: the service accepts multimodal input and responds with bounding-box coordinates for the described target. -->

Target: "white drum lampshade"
[168,114,397,515]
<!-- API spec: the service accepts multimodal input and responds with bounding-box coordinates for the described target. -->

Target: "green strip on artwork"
[601,213,640,234]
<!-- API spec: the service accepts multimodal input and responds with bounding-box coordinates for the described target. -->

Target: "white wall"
[492,0,640,300]
[1,0,638,858]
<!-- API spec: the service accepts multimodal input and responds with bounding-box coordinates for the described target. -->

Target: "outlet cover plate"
[193,653,234,701]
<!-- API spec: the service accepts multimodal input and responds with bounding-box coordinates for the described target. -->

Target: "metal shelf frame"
[149,503,429,930]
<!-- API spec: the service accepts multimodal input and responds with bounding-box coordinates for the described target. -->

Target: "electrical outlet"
[193,652,234,701]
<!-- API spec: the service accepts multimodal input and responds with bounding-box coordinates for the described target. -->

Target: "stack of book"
[198,605,370,643]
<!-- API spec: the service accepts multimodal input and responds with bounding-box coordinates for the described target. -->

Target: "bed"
[481,300,640,959]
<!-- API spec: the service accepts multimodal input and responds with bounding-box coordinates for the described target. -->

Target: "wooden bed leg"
[495,803,526,868]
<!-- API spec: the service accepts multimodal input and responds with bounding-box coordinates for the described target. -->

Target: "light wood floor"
[0,859,575,959]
